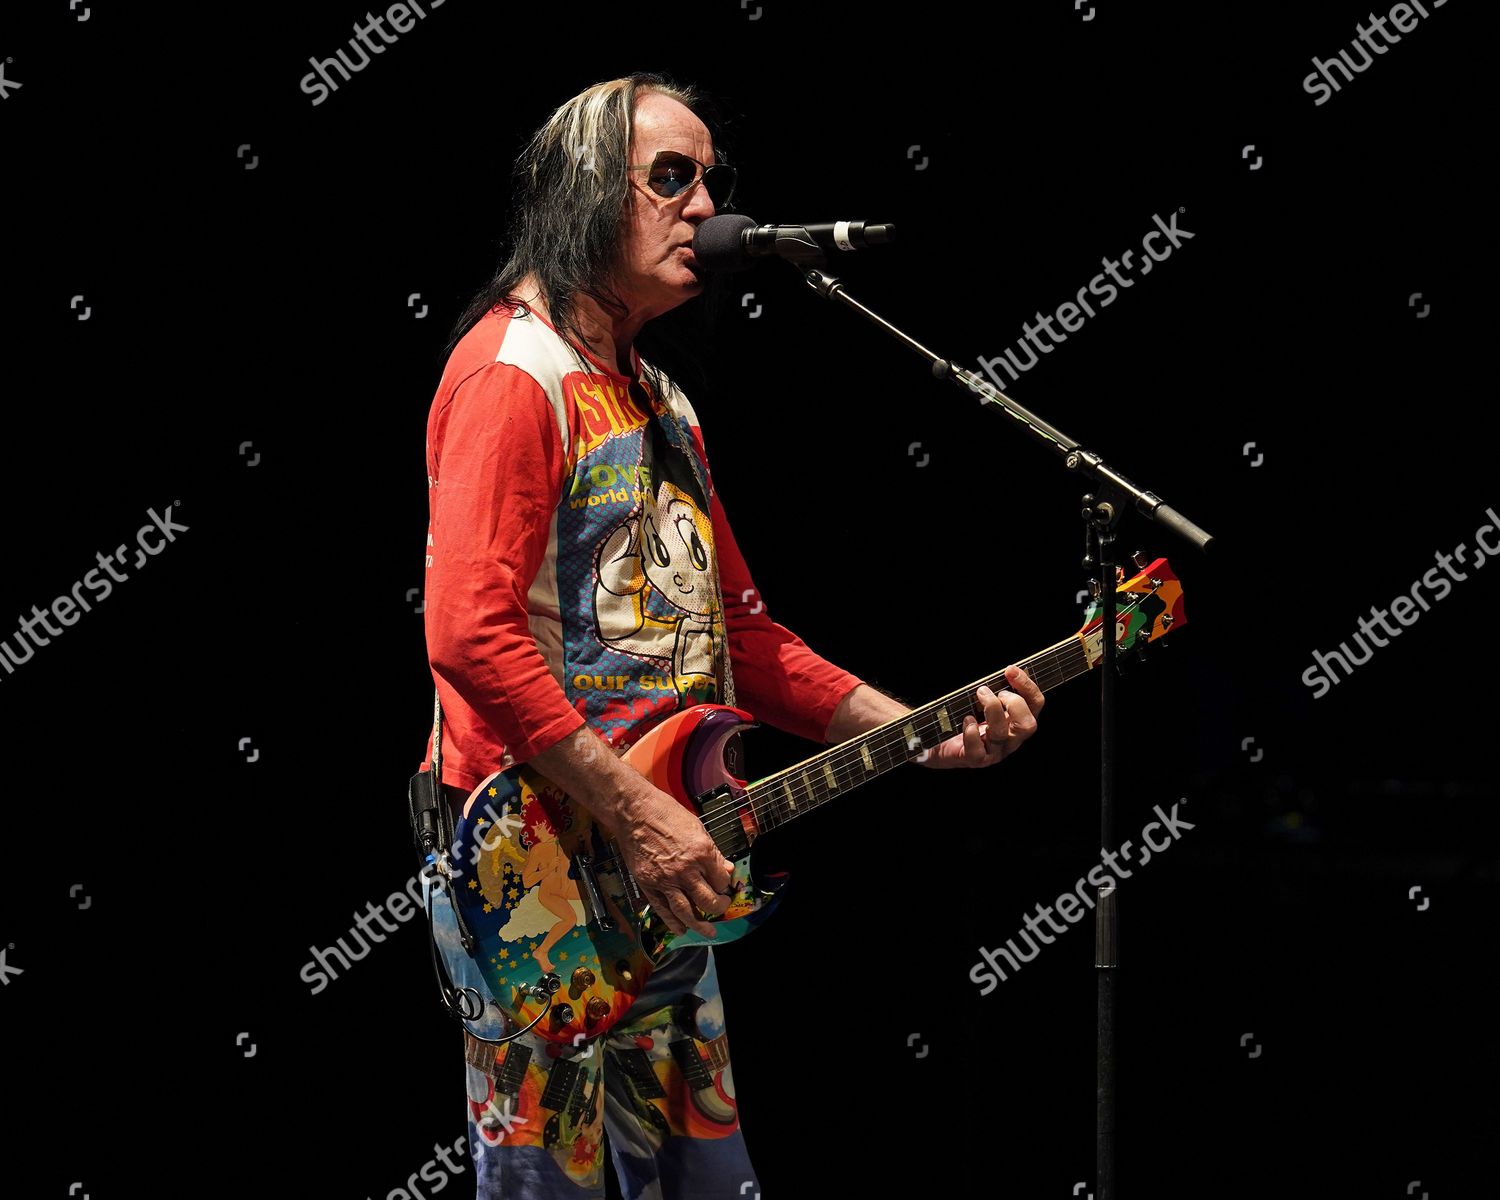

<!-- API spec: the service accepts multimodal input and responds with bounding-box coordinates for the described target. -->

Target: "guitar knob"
[615,959,634,983]
[569,967,597,1000]
[585,996,610,1027]
[550,1002,575,1029]
[530,972,561,1000]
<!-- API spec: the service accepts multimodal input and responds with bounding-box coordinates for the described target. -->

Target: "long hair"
[448,72,732,402]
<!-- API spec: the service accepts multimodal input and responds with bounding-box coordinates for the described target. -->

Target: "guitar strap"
[693,469,737,712]
[648,375,737,713]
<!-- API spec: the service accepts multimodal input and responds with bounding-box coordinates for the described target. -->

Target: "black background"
[4,2,1494,1197]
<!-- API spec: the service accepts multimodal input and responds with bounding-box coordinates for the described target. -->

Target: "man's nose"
[681,178,717,220]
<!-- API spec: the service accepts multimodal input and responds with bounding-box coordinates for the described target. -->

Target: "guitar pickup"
[696,784,752,860]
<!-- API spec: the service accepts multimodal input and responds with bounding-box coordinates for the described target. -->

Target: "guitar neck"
[740,635,1091,833]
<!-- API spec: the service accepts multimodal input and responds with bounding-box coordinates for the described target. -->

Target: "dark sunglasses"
[629,150,737,209]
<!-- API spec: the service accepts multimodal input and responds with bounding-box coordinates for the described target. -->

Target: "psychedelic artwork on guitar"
[441,558,1188,1051]
[448,715,779,1044]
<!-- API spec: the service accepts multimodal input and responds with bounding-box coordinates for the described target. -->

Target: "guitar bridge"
[574,826,617,936]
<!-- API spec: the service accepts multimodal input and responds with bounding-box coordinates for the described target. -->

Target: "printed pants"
[427,873,761,1199]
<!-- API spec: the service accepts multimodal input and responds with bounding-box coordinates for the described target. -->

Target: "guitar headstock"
[1076,556,1186,670]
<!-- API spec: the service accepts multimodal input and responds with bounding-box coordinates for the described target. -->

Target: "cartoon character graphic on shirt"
[593,475,723,706]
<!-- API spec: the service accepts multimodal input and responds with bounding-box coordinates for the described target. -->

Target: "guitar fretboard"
[725,636,1092,837]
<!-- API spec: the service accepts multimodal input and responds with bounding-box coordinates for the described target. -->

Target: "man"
[418,72,1044,1199]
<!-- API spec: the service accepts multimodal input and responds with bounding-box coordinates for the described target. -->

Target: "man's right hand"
[527,724,734,938]
[615,787,734,938]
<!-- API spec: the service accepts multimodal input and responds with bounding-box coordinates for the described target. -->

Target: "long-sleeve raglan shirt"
[418,303,864,795]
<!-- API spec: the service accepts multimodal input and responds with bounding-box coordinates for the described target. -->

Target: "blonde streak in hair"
[550,76,697,196]
[560,80,623,196]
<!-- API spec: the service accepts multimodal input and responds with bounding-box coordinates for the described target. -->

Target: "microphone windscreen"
[693,214,757,273]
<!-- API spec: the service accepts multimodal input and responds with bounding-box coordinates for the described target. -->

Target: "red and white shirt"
[419,304,863,794]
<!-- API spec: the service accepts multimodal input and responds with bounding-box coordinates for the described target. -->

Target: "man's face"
[615,92,720,321]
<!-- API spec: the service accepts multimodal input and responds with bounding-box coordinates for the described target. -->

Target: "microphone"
[693,214,896,272]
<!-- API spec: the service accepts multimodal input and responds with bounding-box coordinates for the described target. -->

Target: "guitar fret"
[874,729,904,768]
[771,776,803,829]
[738,639,1103,838]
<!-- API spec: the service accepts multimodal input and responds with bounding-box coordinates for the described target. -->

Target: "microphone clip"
[754,225,827,268]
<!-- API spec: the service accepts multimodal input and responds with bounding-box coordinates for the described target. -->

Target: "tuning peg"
[1114,566,1126,585]
[1131,550,1147,569]
[1088,578,1101,599]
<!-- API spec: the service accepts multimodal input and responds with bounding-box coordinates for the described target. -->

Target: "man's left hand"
[918,664,1044,768]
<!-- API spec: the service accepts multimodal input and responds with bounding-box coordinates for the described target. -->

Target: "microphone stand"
[785,249,1213,1200]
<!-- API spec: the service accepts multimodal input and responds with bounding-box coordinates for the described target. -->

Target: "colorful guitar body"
[444,556,1188,1046]
[447,702,782,1047]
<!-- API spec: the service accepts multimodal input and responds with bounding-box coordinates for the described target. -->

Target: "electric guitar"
[442,556,1186,1045]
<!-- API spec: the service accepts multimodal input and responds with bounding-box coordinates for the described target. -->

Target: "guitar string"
[698,638,1092,843]
[473,591,1161,882]
[699,645,1078,840]
[739,584,1162,804]
[698,587,1168,844]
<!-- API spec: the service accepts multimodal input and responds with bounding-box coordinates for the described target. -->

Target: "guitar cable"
[423,857,555,1045]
